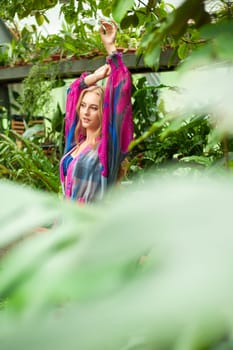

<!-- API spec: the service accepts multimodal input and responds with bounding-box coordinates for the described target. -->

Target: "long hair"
[75,85,105,146]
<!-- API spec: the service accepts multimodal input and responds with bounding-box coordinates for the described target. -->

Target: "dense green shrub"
[0,131,60,192]
[128,77,223,179]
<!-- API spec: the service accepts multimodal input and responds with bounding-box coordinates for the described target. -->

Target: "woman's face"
[79,91,101,132]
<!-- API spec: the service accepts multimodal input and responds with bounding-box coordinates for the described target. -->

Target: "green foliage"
[50,102,65,156]
[1,174,233,348]
[155,20,233,171]
[51,103,63,133]
[0,131,60,192]
[18,62,58,119]
[132,76,160,139]
[180,20,233,70]
[112,0,135,23]
[0,0,232,69]
[138,0,210,68]
[0,0,58,21]
[129,76,222,177]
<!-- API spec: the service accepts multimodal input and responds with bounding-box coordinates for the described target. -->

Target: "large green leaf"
[1,175,233,349]
[112,0,135,23]
[120,13,139,29]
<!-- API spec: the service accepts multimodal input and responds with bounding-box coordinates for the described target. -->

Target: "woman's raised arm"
[98,21,134,182]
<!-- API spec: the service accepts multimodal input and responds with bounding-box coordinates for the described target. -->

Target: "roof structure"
[0,49,178,84]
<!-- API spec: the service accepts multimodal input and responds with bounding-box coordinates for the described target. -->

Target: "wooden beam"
[0,50,178,84]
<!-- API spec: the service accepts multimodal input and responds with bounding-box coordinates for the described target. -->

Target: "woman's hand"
[84,64,111,86]
[94,64,111,81]
[100,20,117,55]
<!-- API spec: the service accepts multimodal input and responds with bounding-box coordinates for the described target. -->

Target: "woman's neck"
[85,129,99,144]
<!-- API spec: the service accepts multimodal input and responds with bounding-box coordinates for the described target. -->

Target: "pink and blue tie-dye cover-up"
[60,52,134,203]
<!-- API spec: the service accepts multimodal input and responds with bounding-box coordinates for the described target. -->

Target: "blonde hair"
[75,85,105,146]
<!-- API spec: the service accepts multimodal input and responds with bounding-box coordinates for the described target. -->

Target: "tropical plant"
[50,102,65,156]
[155,18,233,168]
[7,25,42,65]
[0,131,60,192]
[16,61,59,121]
[1,1,232,63]
[128,75,222,178]
[0,0,57,23]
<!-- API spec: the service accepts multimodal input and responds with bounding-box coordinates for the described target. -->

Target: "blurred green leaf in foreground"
[162,20,233,133]
[1,171,233,349]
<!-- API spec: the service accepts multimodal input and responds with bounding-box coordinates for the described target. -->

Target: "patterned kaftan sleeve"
[98,52,134,184]
[64,72,90,153]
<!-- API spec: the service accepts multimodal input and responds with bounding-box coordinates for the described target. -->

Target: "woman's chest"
[67,148,101,178]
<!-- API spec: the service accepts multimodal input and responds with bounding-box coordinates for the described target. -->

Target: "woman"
[60,20,134,203]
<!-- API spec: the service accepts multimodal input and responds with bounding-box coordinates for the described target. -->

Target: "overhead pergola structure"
[0,50,178,115]
[0,50,178,83]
